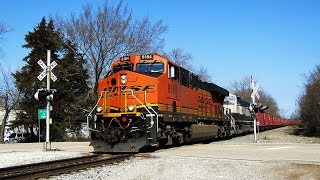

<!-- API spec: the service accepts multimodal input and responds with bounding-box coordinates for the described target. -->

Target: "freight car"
[256,112,300,131]
[90,53,232,152]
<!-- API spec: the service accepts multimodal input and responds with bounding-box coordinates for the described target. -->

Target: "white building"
[0,106,26,137]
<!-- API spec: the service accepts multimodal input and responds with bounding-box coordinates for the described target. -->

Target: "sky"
[1,0,319,118]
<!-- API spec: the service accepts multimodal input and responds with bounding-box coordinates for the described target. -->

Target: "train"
[223,93,300,131]
[89,53,299,153]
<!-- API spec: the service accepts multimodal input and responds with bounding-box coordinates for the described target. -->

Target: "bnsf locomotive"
[90,53,297,152]
[90,53,233,152]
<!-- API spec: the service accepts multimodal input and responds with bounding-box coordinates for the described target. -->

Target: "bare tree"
[0,22,15,143]
[230,75,280,116]
[230,76,252,102]
[258,90,280,116]
[298,65,320,135]
[196,65,212,82]
[164,48,213,82]
[290,110,300,120]
[279,108,288,118]
[56,1,167,95]
[164,48,194,71]
[0,66,20,143]
[0,22,13,59]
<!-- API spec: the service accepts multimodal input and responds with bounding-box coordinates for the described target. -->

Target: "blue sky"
[1,0,319,117]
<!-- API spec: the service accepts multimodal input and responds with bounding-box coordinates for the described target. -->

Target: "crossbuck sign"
[250,75,260,103]
[37,59,57,82]
[250,75,260,143]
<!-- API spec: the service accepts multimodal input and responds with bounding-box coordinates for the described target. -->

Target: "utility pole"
[250,75,260,143]
[45,50,51,150]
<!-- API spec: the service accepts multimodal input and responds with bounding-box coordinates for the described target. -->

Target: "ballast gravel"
[56,157,290,180]
[0,151,82,168]
[56,126,320,180]
[212,126,320,144]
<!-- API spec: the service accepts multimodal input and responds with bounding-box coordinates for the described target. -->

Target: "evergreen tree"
[13,17,90,141]
[50,41,90,140]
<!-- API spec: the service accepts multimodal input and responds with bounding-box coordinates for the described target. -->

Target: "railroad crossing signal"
[249,103,269,113]
[34,89,58,102]
[36,50,56,151]
[37,59,57,82]
[250,75,260,102]
[250,75,260,143]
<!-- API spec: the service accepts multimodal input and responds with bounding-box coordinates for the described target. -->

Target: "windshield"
[113,64,133,74]
[136,63,164,73]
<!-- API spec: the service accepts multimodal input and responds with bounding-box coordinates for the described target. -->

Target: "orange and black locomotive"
[90,53,230,152]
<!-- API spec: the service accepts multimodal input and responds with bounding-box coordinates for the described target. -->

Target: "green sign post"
[38,109,47,119]
[38,109,47,143]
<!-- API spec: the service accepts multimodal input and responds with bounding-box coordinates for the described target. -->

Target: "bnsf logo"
[103,85,156,92]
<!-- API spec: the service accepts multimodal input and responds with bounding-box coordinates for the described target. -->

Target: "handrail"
[86,91,105,132]
[87,89,158,134]
[144,91,159,133]
[125,89,155,129]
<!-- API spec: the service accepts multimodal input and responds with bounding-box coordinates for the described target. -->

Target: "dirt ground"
[274,163,320,179]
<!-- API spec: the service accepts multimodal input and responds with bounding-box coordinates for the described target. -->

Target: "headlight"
[96,106,103,113]
[120,74,127,84]
[128,105,135,112]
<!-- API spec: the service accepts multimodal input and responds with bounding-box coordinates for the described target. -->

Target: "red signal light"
[121,116,127,122]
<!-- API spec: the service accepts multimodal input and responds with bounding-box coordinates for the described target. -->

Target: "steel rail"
[0,154,132,180]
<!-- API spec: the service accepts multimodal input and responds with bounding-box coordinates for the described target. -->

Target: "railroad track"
[0,154,132,179]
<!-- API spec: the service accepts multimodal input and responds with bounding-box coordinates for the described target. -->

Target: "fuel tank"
[188,124,218,142]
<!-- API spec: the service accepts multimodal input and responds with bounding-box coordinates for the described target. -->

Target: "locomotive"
[89,53,297,152]
[223,93,252,134]
[90,53,233,152]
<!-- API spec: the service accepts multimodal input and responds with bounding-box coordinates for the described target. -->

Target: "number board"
[140,54,154,60]
[120,56,130,62]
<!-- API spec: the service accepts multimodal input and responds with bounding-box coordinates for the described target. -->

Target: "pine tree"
[13,17,90,141]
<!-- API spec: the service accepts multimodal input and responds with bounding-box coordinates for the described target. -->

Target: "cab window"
[168,64,179,80]
[136,63,164,73]
[112,64,133,74]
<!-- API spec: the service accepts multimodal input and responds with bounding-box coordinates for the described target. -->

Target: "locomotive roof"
[113,53,229,97]
[201,82,229,99]
[238,98,250,107]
